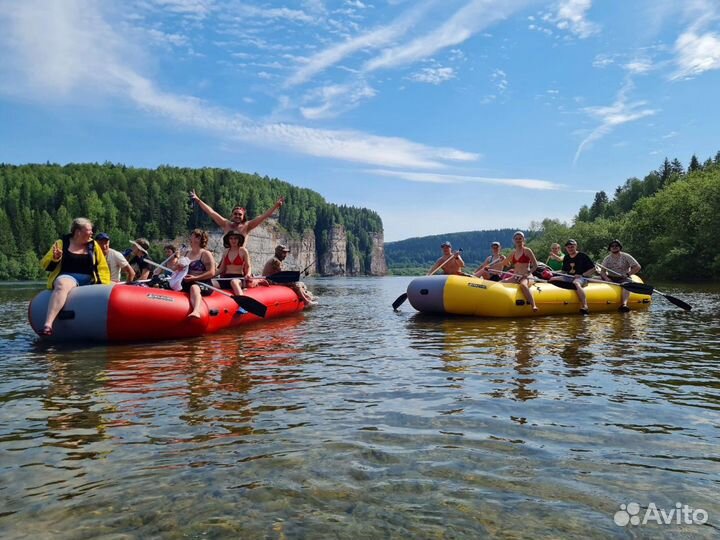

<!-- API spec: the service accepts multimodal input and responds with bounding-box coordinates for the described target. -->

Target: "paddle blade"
[392,293,408,311]
[620,282,654,295]
[233,295,267,318]
[661,292,692,311]
[267,271,301,284]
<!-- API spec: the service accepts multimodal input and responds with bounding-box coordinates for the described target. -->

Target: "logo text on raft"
[467,283,487,289]
[146,294,175,302]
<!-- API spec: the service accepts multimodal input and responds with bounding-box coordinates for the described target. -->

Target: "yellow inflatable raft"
[406,275,652,317]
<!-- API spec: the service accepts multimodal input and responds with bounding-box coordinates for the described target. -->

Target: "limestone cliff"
[187,219,385,276]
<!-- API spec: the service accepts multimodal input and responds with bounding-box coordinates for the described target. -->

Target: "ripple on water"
[0,279,719,538]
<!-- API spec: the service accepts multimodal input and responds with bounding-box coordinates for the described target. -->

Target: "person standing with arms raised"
[189,190,285,244]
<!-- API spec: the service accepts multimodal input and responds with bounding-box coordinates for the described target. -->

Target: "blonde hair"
[70,217,93,236]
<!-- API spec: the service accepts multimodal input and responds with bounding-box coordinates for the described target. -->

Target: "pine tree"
[689,154,701,173]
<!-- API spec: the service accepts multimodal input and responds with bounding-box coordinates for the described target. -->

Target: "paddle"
[392,249,463,311]
[215,270,301,284]
[595,263,692,311]
[300,260,316,277]
[140,254,268,318]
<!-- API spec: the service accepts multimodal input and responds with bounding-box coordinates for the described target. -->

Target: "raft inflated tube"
[29,283,305,343]
[406,275,651,317]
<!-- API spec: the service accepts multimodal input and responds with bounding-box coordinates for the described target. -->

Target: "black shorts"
[181,280,213,296]
[609,276,629,284]
[216,274,243,290]
[488,274,501,282]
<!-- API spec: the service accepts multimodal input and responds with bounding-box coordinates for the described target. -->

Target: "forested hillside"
[385,229,530,274]
[527,151,720,280]
[0,163,383,280]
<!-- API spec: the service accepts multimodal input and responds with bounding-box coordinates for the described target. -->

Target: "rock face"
[369,231,387,276]
[319,224,347,276]
[186,218,385,276]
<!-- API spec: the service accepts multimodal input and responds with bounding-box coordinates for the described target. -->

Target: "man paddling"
[263,245,316,306]
[599,239,641,312]
[428,241,465,275]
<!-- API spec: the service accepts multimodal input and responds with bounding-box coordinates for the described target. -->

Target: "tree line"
[527,151,720,280]
[385,229,530,274]
[0,163,383,280]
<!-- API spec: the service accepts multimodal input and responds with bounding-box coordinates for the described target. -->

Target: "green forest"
[385,150,720,281]
[385,229,529,275]
[0,163,383,280]
[526,151,720,281]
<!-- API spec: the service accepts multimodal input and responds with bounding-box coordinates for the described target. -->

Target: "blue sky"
[1,0,719,241]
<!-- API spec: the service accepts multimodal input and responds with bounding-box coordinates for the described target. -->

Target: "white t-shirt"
[106,248,130,281]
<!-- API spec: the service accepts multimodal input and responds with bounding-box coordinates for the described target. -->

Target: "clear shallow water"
[0,278,718,539]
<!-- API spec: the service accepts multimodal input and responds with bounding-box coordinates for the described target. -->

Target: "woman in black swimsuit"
[182,229,217,319]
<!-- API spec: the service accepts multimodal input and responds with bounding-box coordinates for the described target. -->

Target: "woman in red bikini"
[502,231,539,312]
[216,231,253,296]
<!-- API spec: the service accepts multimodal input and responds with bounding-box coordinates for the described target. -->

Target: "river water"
[0,277,718,539]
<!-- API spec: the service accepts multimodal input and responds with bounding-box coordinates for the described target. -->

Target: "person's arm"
[122,262,136,282]
[456,254,465,269]
[217,250,228,275]
[190,189,229,229]
[626,254,641,276]
[526,248,538,277]
[240,247,252,278]
[41,240,62,271]
[138,258,152,281]
[581,254,596,277]
[427,257,442,275]
[244,197,285,233]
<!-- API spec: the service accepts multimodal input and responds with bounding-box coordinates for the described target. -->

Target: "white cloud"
[364,0,530,72]
[672,30,720,79]
[409,66,456,85]
[0,0,477,171]
[592,53,615,68]
[573,80,657,164]
[299,81,377,119]
[285,2,431,87]
[149,0,213,17]
[624,58,653,74]
[555,0,599,38]
[367,169,564,190]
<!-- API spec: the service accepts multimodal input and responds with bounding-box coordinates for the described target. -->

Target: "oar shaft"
[429,249,463,276]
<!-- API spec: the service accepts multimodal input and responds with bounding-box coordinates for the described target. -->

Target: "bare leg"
[230,278,243,296]
[43,277,76,334]
[621,287,630,307]
[519,278,538,311]
[188,284,203,318]
[574,279,588,312]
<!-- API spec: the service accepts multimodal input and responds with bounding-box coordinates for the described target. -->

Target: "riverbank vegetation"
[526,151,720,280]
[0,163,383,280]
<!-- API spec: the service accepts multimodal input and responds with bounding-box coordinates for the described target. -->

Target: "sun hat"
[223,231,245,248]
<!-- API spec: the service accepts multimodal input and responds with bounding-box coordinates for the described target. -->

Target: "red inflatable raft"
[28,283,305,343]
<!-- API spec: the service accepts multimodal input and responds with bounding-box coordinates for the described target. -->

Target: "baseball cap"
[565,239,578,246]
[491,241,500,247]
[440,241,452,247]
[96,232,110,241]
[275,244,290,255]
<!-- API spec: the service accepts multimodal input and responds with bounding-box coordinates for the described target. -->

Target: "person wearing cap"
[96,233,135,283]
[123,238,154,281]
[428,241,465,275]
[262,245,317,305]
[501,231,539,311]
[545,242,564,272]
[189,189,285,242]
[560,239,596,314]
[600,240,641,312]
[216,232,253,296]
[38,217,111,336]
[474,241,506,281]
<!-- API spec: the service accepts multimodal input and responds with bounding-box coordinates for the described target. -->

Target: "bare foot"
[532,306,539,312]
[40,325,54,336]
[187,312,202,319]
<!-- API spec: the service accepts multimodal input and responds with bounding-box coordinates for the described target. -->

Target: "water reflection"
[1,279,720,539]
